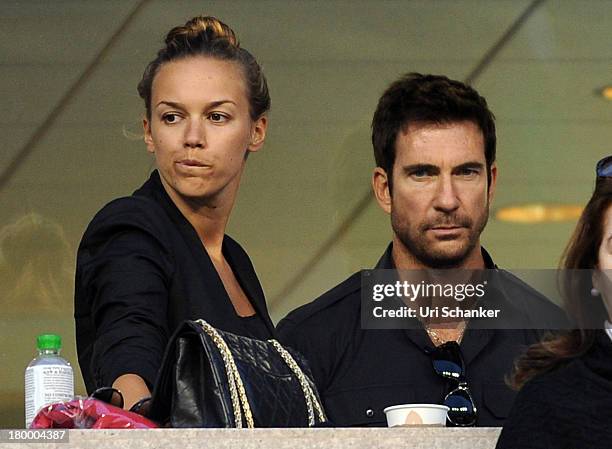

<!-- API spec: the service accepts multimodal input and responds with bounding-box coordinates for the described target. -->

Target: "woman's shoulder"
[83,195,167,239]
[84,171,170,234]
[527,333,612,388]
[516,348,608,410]
[529,352,588,383]
[76,194,176,282]
[499,361,600,449]
[93,194,164,223]
[77,186,179,265]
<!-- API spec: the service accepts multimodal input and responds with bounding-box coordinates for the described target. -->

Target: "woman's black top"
[496,330,612,449]
[75,170,274,394]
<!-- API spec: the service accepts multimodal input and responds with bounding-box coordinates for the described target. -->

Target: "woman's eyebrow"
[155,100,185,109]
[206,100,237,108]
[155,100,237,109]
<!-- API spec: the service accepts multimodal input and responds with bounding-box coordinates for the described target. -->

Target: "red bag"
[30,398,158,429]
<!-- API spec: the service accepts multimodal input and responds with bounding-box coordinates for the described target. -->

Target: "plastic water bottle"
[25,334,74,428]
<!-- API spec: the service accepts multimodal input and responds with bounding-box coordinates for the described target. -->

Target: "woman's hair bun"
[139,15,269,120]
[165,16,239,49]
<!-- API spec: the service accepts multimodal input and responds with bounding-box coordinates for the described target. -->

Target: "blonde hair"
[0,213,73,314]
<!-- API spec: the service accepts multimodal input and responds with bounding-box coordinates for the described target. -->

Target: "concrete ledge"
[0,428,502,449]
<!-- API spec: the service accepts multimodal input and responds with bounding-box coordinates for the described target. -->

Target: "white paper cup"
[383,404,449,427]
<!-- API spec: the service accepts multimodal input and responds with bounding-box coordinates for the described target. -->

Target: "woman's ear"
[247,115,268,153]
[143,117,155,154]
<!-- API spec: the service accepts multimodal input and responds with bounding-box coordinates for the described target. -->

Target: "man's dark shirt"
[277,244,567,426]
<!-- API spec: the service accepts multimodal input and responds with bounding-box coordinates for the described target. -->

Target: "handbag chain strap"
[196,319,255,428]
[195,319,326,428]
[268,339,327,426]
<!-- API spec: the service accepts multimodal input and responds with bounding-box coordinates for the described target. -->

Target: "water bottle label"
[25,365,73,428]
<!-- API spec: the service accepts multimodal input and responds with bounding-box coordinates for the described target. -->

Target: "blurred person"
[278,73,566,426]
[75,15,273,410]
[0,213,75,427]
[0,212,73,315]
[496,157,612,448]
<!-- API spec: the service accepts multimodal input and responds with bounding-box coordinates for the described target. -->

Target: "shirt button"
[366,409,374,417]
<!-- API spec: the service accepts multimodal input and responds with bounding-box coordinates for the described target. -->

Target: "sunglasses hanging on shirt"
[429,341,478,427]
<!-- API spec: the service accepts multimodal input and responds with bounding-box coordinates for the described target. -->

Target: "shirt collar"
[375,242,497,270]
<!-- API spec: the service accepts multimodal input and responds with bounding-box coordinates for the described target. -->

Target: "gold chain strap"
[195,319,326,428]
[268,339,327,426]
[195,319,254,428]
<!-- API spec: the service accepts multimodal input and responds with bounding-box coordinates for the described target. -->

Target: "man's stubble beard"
[391,201,490,269]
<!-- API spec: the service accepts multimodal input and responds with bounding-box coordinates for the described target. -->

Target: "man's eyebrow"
[155,100,237,109]
[401,163,439,174]
[453,161,485,171]
[400,161,486,174]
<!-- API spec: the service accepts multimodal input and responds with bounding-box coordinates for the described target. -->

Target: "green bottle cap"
[36,334,62,350]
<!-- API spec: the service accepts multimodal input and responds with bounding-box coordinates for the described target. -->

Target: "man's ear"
[143,117,155,154]
[487,163,498,204]
[372,167,392,214]
[247,115,268,153]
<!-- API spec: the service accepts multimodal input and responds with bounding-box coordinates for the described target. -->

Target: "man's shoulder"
[497,269,559,309]
[494,269,569,327]
[482,248,557,311]
[278,271,362,331]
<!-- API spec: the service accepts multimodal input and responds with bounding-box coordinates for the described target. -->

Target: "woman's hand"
[112,373,152,410]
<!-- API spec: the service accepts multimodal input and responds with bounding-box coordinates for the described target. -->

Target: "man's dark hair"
[371,73,496,191]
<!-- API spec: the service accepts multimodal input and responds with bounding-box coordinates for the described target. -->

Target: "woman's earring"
[591,287,600,297]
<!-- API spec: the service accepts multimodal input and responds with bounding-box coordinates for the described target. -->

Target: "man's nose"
[433,176,460,212]
[184,119,205,149]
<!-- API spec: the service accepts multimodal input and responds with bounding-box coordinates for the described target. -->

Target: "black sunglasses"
[596,156,612,178]
[430,341,478,427]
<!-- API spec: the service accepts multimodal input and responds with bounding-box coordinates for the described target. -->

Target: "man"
[277,73,565,426]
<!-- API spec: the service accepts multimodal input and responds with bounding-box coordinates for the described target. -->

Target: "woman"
[496,157,612,448]
[74,16,274,410]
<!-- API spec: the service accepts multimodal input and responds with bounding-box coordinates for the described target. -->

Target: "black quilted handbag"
[147,319,327,427]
